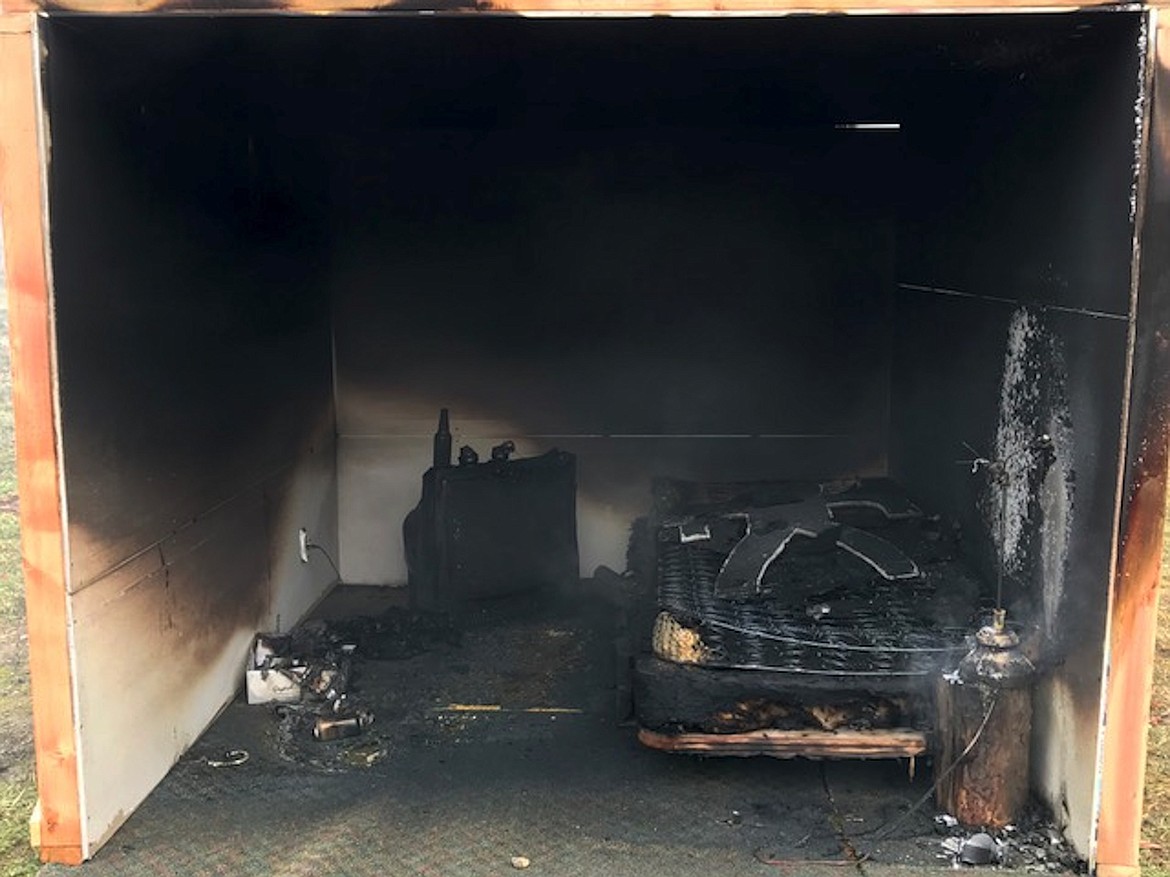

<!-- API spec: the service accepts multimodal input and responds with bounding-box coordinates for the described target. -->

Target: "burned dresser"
[404,411,579,611]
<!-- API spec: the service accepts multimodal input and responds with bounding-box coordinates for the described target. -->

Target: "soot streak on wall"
[43,19,339,849]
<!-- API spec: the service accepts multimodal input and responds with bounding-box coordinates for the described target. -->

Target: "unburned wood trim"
[0,0,1128,13]
[0,16,84,865]
[1095,867,1141,877]
[434,0,1114,9]
[637,726,928,758]
[1094,8,1165,875]
[0,14,30,31]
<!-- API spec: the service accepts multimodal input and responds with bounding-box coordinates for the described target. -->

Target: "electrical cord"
[306,541,342,582]
[754,692,999,869]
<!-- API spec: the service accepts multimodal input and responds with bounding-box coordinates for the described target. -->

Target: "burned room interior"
[37,10,1145,871]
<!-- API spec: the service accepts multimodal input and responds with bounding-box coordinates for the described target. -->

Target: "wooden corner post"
[0,12,84,865]
[1095,9,1170,877]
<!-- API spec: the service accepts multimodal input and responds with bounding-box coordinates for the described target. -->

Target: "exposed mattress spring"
[656,541,967,676]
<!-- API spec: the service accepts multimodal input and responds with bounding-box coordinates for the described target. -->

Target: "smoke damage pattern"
[985,307,1075,642]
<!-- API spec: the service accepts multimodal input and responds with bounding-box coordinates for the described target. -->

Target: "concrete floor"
[40,586,1074,877]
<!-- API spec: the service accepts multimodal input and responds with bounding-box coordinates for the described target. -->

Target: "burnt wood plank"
[633,655,934,735]
[638,726,928,758]
[935,680,1032,829]
[633,655,934,731]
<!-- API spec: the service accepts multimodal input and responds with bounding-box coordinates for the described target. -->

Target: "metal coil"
[655,539,971,676]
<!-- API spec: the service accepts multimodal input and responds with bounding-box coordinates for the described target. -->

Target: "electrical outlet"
[298,528,309,563]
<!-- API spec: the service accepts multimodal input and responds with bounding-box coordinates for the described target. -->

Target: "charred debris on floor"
[935,809,1088,873]
[245,609,462,751]
[241,411,580,763]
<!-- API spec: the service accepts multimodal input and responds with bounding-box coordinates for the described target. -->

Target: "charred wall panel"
[42,18,339,849]
[889,12,1144,853]
[44,19,338,588]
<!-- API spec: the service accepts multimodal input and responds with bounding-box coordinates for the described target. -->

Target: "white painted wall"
[68,427,338,854]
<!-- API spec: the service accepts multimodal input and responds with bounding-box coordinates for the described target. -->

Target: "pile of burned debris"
[244,608,461,769]
[935,809,1088,873]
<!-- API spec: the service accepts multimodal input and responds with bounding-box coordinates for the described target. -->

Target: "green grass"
[0,286,36,877]
[0,514,25,621]
[0,771,37,877]
[1143,512,1170,873]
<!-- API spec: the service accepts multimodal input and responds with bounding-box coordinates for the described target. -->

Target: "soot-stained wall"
[327,18,903,583]
[888,11,1144,853]
[43,19,340,850]
[334,128,895,582]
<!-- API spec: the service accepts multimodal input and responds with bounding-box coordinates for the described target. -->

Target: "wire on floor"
[755,692,999,869]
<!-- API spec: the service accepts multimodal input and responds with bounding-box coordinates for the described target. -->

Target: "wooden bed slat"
[637,726,928,759]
